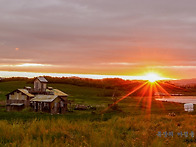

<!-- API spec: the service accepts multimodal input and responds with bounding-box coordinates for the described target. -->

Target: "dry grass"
[0,114,196,147]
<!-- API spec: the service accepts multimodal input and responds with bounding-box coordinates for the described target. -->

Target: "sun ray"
[161,82,188,92]
[153,83,165,110]
[137,83,149,105]
[101,72,173,116]
[101,81,148,113]
[146,83,153,117]
[155,82,182,107]
[155,82,171,97]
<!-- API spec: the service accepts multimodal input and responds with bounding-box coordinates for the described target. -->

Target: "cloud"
[0,0,196,78]
[100,62,139,66]
[151,66,196,69]
[0,58,32,62]
[15,63,52,67]
[0,63,53,67]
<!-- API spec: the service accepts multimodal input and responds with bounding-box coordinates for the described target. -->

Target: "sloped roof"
[6,89,34,97]
[53,89,68,96]
[46,88,68,96]
[37,77,48,83]
[18,89,34,97]
[30,95,58,102]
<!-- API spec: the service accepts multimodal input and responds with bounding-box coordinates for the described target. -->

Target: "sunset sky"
[0,0,196,79]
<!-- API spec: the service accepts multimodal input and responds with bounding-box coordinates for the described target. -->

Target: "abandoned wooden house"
[6,77,68,114]
[6,89,34,111]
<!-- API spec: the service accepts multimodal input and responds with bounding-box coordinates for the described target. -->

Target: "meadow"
[0,81,196,146]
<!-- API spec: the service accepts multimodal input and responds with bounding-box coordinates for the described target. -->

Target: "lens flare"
[143,73,165,83]
[101,73,179,116]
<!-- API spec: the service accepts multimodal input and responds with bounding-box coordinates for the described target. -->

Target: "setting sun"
[142,73,166,83]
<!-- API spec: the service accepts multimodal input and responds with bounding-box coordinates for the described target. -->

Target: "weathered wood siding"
[34,79,41,91]
[31,97,67,114]
[7,91,30,106]
[34,79,47,92]
[9,92,27,100]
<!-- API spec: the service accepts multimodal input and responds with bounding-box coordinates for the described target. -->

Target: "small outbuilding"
[30,94,67,114]
[6,89,34,111]
[184,103,194,112]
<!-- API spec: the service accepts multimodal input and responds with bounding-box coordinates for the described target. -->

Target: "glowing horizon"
[0,70,172,81]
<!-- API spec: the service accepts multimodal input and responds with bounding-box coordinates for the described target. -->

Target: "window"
[60,101,64,107]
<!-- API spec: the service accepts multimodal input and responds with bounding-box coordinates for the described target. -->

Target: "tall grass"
[0,114,196,147]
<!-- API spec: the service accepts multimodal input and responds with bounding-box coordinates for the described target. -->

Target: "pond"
[156,96,196,104]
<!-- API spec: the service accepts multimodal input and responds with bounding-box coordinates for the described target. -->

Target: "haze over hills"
[170,78,196,86]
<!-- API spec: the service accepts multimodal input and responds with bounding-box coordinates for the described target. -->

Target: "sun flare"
[143,73,164,83]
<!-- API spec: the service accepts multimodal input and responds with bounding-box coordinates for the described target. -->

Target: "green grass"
[48,83,116,105]
[0,81,196,146]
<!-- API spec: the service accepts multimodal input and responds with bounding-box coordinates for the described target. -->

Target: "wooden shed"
[6,89,34,111]
[30,95,68,114]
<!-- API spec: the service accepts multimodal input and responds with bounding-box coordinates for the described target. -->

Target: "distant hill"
[170,78,196,86]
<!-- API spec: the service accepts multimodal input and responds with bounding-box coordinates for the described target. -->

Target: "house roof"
[45,88,68,96]
[30,95,58,102]
[18,89,34,97]
[6,89,34,97]
[37,77,48,83]
[53,89,68,96]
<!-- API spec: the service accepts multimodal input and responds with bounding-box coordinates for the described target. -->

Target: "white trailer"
[184,103,194,112]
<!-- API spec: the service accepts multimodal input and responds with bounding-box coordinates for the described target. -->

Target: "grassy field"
[0,81,196,146]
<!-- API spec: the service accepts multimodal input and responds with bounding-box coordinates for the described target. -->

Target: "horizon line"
[0,70,174,81]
